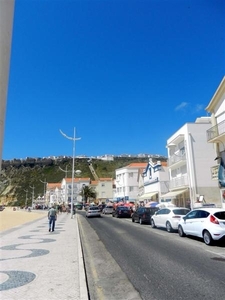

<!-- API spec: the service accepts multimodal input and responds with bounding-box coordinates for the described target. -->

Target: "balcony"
[168,151,186,167]
[207,120,225,143]
[169,174,189,190]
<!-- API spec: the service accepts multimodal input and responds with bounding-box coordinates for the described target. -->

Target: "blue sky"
[3,0,225,160]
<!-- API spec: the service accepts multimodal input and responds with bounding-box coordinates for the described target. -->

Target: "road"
[77,211,225,300]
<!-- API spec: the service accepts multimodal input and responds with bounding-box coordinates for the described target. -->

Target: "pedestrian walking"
[48,205,57,232]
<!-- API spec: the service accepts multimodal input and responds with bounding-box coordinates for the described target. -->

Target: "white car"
[86,206,101,218]
[102,205,114,214]
[178,207,225,245]
[151,207,190,232]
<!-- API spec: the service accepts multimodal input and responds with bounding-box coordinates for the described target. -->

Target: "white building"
[206,76,225,208]
[114,163,147,202]
[90,178,114,203]
[139,159,169,203]
[164,117,220,209]
[46,183,62,206]
[61,177,91,204]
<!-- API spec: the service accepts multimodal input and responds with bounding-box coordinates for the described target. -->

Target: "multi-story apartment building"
[206,76,225,208]
[60,176,114,205]
[61,177,91,204]
[139,159,169,203]
[114,163,147,202]
[46,183,62,206]
[164,117,220,209]
[90,178,114,203]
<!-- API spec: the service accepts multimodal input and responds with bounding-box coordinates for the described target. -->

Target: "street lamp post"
[40,179,47,208]
[23,189,28,207]
[30,185,35,209]
[60,128,81,218]
[59,165,70,178]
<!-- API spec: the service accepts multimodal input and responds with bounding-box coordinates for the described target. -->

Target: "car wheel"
[166,221,173,232]
[203,230,213,245]
[151,219,156,228]
[139,218,143,225]
[178,225,186,237]
[132,217,135,222]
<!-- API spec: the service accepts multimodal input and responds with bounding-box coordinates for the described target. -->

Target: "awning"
[139,192,158,199]
[161,189,188,199]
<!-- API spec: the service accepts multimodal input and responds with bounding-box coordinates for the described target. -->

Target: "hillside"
[0,156,166,206]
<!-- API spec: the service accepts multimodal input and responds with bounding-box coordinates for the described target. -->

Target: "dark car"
[132,207,159,224]
[112,206,131,218]
[0,205,5,211]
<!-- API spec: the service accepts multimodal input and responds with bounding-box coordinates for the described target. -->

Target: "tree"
[81,185,96,203]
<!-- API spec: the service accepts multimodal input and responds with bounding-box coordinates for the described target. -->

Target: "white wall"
[0,1,14,169]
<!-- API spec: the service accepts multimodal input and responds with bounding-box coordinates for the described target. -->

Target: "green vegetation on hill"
[0,156,166,206]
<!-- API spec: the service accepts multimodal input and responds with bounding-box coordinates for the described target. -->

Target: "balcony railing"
[207,120,225,142]
[169,174,189,190]
[168,151,186,167]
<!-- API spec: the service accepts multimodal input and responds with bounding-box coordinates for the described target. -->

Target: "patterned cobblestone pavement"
[0,213,88,300]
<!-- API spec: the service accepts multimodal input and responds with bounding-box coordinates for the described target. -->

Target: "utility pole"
[60,128,81,218]
[30,185,35,209]
[59,165,70,178]
[23,189,28,207]
[40,179,47,207]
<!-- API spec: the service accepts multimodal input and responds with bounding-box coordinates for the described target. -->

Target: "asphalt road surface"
[77,211,225,300]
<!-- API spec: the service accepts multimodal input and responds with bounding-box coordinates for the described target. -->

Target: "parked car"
[98,204,106,212]
[86,206,101,218]
[132,207,159,224]
[102,205,114,214]
[112,206,131,218]
[178,207,225,245]
[151,207,190,232]
[0,205,5,211]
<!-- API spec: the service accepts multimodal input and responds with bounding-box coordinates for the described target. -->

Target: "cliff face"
[1,156,164,206]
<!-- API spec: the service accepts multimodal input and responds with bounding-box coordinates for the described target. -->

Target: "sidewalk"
[0,212,89,300]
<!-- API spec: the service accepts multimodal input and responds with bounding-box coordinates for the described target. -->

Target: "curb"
[76,214,89,300]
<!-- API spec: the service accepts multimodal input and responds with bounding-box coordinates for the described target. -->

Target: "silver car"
[86,206,101,218]
[102,205,114,214]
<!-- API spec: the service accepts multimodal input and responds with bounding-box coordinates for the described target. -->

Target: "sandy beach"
[0,207,47,231]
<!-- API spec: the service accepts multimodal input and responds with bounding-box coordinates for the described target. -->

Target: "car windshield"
[214,211,225,220]
[89,207,99,211]
[173,209,189,215]
[118,207,129,210]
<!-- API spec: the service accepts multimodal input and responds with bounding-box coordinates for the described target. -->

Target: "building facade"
[92,178,114,203]
[139,159,169,203]
[164,117,220,209]
[61,177,91,204]
[114,163,147,202]
[206,76,225,208]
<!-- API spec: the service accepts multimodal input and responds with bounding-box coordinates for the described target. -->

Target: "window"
[101,183,105,187]
[214,211,225,220]
[197,210,209,218]
[129,172,133,178]
[173,209,190,215]
[129,186,134,192]
[186,210,198,219]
